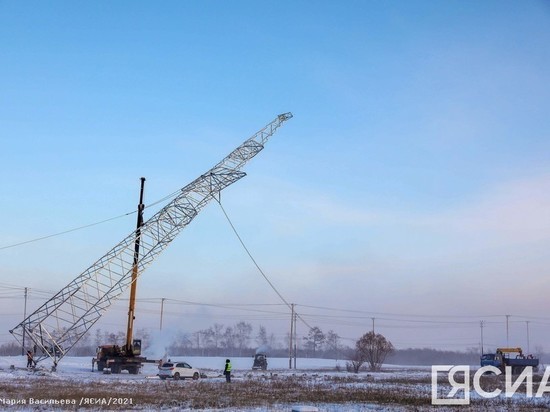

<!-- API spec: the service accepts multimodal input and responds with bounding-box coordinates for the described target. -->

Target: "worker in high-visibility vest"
[224,359,232,383]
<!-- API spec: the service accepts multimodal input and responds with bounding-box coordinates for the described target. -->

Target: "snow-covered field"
[0,355,360,381]
[0,356,549,411]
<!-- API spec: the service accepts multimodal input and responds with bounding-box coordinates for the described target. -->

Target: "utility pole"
[288,303,294,369]
[371,317,375,334]
[22,287,28,356]
[526,321,530,354]
[160,298,165,331]
[293,311,297,369]
[506,315,510,347]
[480,321,484,355]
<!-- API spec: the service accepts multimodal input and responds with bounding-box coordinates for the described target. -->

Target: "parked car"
[158,361,200,380]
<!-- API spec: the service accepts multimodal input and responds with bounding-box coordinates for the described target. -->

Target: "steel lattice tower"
[9,113,293,366]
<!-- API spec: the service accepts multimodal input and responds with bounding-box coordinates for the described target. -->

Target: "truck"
[252,353,268,370]
[480,347,539,374]
[93,340,155,374]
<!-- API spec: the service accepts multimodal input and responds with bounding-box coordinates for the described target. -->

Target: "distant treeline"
[387,348,480,365]
[0,321,545,367]
[2,340,543,367]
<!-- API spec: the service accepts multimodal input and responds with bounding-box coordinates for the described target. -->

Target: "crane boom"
[126,177,146,354]
[9,112,293,366]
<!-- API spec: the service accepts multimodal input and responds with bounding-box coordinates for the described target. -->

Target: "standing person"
[26,350,34,368]
[224,359,232,383]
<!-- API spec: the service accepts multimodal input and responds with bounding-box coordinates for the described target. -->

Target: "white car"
[158,361,200,380]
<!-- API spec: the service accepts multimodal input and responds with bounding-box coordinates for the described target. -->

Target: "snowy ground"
[0,356,549,411]
[0,355,362,381]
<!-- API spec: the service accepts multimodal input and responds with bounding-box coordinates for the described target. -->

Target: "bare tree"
[193,330,209,355]
[234,321,253,355]
[355,331,394,371]
[94,329,103,347]
[256,325,268,346]
[346,348,365,373]
[268,332,279,350]
[169,331,193,355]
[202,328,215,352]
[303,326,325,356]
[223,326,236,351]
[211,323,224,350]
[325,330,341,360]
[177,331,193,348]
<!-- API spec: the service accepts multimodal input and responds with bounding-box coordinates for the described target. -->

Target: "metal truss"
[10,113,293,365]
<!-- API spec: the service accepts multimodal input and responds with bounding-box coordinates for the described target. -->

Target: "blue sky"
[1,1,549,352]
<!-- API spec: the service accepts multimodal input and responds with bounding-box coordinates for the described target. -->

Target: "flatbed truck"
[480,347,539,374]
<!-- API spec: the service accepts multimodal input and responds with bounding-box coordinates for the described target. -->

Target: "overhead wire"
[0,211,136,251]
[2,279,546,331]
[296,304,509,320]
[214,197,315,331]
[122,297,290,316]
[214,198,290,308]
[2,280,547,333]
[0,187,184,252]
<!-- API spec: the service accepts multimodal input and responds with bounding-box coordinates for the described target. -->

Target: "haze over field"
[0,1,549,353]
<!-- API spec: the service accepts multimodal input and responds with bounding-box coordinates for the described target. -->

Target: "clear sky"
[1,1,549,353]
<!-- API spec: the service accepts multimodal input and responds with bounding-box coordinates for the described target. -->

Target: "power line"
[0,187,183,252]
[0,211,136,251]
[212,198,315,332]
[296,304,509,320]
[3,281,548,329]
[215,198,291,309]
[215,197,314,333]
[4,281,547,329]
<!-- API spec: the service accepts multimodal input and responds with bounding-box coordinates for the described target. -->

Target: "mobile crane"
[92,177,152,374]
[9,113,293,372]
